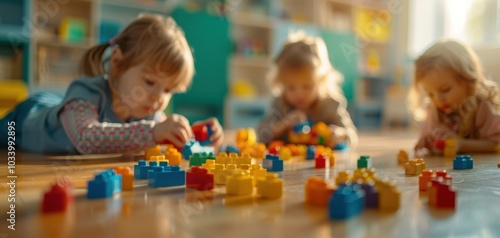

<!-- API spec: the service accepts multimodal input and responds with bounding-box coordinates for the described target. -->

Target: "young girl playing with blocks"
[0,14,223,154]
[257,34,357,148]
[411,39,500,154]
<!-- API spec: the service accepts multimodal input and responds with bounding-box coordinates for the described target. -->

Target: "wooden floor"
[1,130,500,238]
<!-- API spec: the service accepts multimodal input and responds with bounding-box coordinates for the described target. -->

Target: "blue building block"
[148,166,186,188]
[182,139,215,160]
[334,142,348,151]
[220,145,240,154]
[88,169,122,199]
[293,121,312,133]
[262,154,283,172]
[453,155,473,170]
[134,160,162,180]
[328,183,365,220]
[306,146,316,160]
[360,183,378,208]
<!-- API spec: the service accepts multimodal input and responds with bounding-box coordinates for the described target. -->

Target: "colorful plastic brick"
[189,152,215,167]
[186,166,214,191]
[134,160,162,179]
[236,128,257,148]
[419,169,433,191]
[114,167,134,190]
[42,178,73,213]
[334,142,348,150]
[221,145,240,154]
[429,179,456,209]
[88,170,122,199]
[251,164,267,186]
[306,146,316,160]
[182,139,214,160]
[360,183,378,208]
[435,170,453,183]
[251,143,267,159]
[328,183,365,220]
[453,155,473,170]
[397,150,409,164]
[268,140,284,155]
[256,174,283,199]
[335,171,352,185]
[192,124,211,145]
[234,153,252,166]
[315,154,327,169]
[201,159,216,173]
[374,180,400,211]
[226,171,253,196]
[405,159,425,176]
[145,145,162,160]
[352,169,373,184]
[279,147,292,161]
[305,177,334,207]
[262,154,283,172]
[444,138,457,157]
[213,164,228,185]
[286,144,300,156]
[148,166,186,188]
[357,155,372,169]
[165,147,182,166]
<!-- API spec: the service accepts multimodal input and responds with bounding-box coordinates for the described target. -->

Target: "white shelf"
[101,0,174,14]
[230,55,271,68]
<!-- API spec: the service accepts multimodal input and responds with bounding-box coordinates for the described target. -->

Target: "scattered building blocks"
[114,167,134,190]
[186,166,214,191]
[250,164,267,186]
[305,177,335,207]
[148,166,186,188]
[42,178,73,213]
[419,170,433,191]
[165,147,182,166]
[88,170,122,199]
[182,139,214,160]
[226,172,253,196]
[145,145,162,160]
[434,139,445,150]
[405,159,426,176]
[498,163,500,168]
[397,150,409,164]
[453,155,473,170]
[328,183,365,220]
[256,174,283,199]
[189,152,215,167]
[262,154,283,172]
[279,147,292,161]
[360,183,378,208]
[374,180,400,211]
[335,171,352,185]
[134,160,163,179]
[306,146,316,160]
[429,178,456,209]
[149,155,166,162]
[357,155,372,169]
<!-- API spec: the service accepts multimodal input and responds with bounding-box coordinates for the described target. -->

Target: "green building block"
[357,155,372,169]
[189,152,215,167]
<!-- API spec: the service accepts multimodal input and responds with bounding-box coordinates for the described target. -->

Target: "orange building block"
[165,147,182,166]
[419,169,433,191]
[397,150,409,164]
[145,145,162,160]
[305,177,334,207]
[114,167,134,190]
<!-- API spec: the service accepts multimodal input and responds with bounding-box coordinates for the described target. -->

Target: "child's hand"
[283,110,307,128]
[192,117,224,148]
[153,114,193,148]
[414,134,435,152]
[326,125,348,148]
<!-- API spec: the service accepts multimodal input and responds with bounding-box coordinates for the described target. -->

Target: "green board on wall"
[171,8,229,124]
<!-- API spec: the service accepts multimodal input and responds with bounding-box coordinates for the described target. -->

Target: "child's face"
[282,67,318,110]
[420,69,470,113]
[115,62,172,119]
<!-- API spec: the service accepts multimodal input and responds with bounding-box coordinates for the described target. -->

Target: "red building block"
[435,170,452,183]
[186,166,214,191]
[268,141,284,155]
[428,179,456,209]
[315,154,327,169]
[419,170,433,191]
[434,139,445,150]
[192,124,209,142]
[41,178,73,213]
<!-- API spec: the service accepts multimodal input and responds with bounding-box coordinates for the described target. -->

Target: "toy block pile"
[405,158,426,176]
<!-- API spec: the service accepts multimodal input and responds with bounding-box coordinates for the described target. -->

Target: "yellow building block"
[149,155,166,162]
[236,128,257,149]
[226,172,253,196]
[279,147,292,161]
[165,147,181,166]
[375,180,401,211]
[235,153,252,166]
[335,171,352,185]
[145,145,162,160]
[251,164,267,186]
[201,160,216,173]
[0,80,29,117]
[213,164,227,185]
[114,167,134,190]
[256,174,283,199]
[405,159,425,176]
[397,150,409,164]
[444,138,457,157]
[296,145,307,159]
[352,169,373,184]
[216,152,231,165]
[252,143,267,159]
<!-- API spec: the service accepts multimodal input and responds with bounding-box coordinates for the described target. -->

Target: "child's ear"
[109,47,124,77]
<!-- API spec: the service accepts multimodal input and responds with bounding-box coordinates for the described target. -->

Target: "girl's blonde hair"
[268,33,345,104]
[80,14,194,92]
[409,39,500,137]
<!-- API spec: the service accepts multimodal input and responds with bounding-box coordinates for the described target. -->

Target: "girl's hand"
[153,114,193,148]
[283,110,307,128]
[326,125,348,148]
[192,117,224,148]
[414,134,435,153]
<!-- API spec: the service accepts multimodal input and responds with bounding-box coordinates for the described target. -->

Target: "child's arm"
[257,106,306,144]
[60,100,157,154]
[320,98,358,146]
[458,139,499,153]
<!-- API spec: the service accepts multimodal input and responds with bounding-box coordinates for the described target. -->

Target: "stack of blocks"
[186,166,214,191]
[405,159,426,176]
[357,155,372,169]
[262,154,283,172]
[87,169,122,199]
[165,147,182,166]
[42,178,74,213]
[256,174,283,199]
[435,138,457,157]
[145,145,162,160]
[453,155,473,170]
[134,160,163,179]
[305,177,334,207]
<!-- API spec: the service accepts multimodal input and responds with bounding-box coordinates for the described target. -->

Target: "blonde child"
[410,39,500,154]
[0,14,223,154]
[257,34,357,148]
